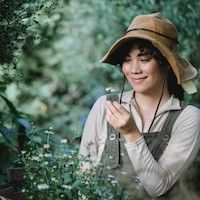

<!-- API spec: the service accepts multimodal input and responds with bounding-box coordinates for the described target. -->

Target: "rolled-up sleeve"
[125,106,200,197]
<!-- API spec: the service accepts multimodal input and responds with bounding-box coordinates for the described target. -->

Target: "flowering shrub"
[20,128,122,199]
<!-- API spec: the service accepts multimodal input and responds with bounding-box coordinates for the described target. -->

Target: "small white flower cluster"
[44,153,52,158]
[44,127,54,134]
[21,151,26,154]
[78,191,87,200]
[31,156,40,162]
[61,184,72,190]
[105,87,115,93]
[60,138,68,144]
[107,174,118,185]
[37,183,49,190]
[43,144,50,149]
[51,177,58,183]
[21,127,121,200]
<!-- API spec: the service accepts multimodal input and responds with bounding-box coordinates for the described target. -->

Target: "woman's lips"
[131,77,147,83]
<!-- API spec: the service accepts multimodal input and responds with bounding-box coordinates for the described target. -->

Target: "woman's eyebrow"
[138,51,151,57]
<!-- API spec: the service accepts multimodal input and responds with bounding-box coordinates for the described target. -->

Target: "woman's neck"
[134,88,171,120]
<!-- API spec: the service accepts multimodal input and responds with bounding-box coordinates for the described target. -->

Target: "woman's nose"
[130,60,142,74]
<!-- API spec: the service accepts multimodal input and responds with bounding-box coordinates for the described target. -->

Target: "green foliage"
[0,93,30,186]
[0,0,57,84]
[20,128,122,199]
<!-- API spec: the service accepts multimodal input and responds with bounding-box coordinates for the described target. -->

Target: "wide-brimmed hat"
[101,13,197,94]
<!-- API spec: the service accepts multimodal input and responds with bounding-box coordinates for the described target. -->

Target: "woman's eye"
[139,56,151,62]
[123,58,131,62]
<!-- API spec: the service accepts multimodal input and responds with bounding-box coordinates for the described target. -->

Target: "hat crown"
[127,13,178,41]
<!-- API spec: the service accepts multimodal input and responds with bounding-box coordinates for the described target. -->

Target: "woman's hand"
[106,100,141,142]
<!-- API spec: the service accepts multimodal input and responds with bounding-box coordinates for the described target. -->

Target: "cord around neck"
[146,70,168,133]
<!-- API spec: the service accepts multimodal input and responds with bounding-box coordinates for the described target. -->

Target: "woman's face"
[122,44,165,95]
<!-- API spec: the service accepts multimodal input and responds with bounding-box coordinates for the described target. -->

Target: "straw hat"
[101,13,197,94]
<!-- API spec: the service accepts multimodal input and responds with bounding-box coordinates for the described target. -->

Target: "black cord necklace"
[146,71,168,134]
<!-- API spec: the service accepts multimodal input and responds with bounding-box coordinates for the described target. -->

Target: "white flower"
[43,161,48,165]
[37,183,49,190]
[43,144,50,149]
[111,180,118,185]
[39,153,44,158]
[44,153,52,158]
[60,139,68,144]
[61,184,72,190]
[51,177,58,182]
[105,87,115,93]
[84,181,89,185]
[21,151,26,154]
[21,189,26,193]
[44,130,54,135]
[32,156,40,162]
[107,174,115,179]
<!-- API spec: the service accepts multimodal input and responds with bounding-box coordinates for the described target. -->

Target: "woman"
[79,13,200,199]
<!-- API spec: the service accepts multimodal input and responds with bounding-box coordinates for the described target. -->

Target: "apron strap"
[106,93,120,168]
[146,105,186,161]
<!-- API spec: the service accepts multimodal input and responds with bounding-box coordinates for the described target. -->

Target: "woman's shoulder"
[178,104,200,125]
[183,105,200,117]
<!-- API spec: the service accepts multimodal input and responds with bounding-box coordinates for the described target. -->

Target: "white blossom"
[105,87,115,93]
[111,180,118,185]
[51,177,58,182]
[44,153,52,158]
[39,153,44,158]
[43,144,50,149]
[37,183,49,190]
[32,156,40,162]
[43,161,49,165]
[61,184,72,190]
[21,151,26,154]
[44,130,54,135]
[60,139,68,144]
[21,189,26,193]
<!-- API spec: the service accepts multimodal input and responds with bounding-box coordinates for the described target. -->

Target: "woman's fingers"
[106,101,129,117]
[106,101,140,140]
[106,100,132,130]
[106,101,120,116]
[106,103,121,128]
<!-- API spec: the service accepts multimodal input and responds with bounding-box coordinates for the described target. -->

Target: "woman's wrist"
[124,131,142,143]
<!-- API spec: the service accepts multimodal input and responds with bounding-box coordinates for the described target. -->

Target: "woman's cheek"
[122,65,129,75]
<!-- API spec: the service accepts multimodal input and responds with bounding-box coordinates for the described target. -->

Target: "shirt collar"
[121,90,182,115]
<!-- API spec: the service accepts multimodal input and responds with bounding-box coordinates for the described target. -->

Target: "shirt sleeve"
[79,95,106,162]
[125,106,200,198]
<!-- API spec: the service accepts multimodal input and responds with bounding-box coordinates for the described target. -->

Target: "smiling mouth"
[131,77,147,83]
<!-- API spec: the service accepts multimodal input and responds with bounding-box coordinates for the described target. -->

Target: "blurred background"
[0,0,200,187]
